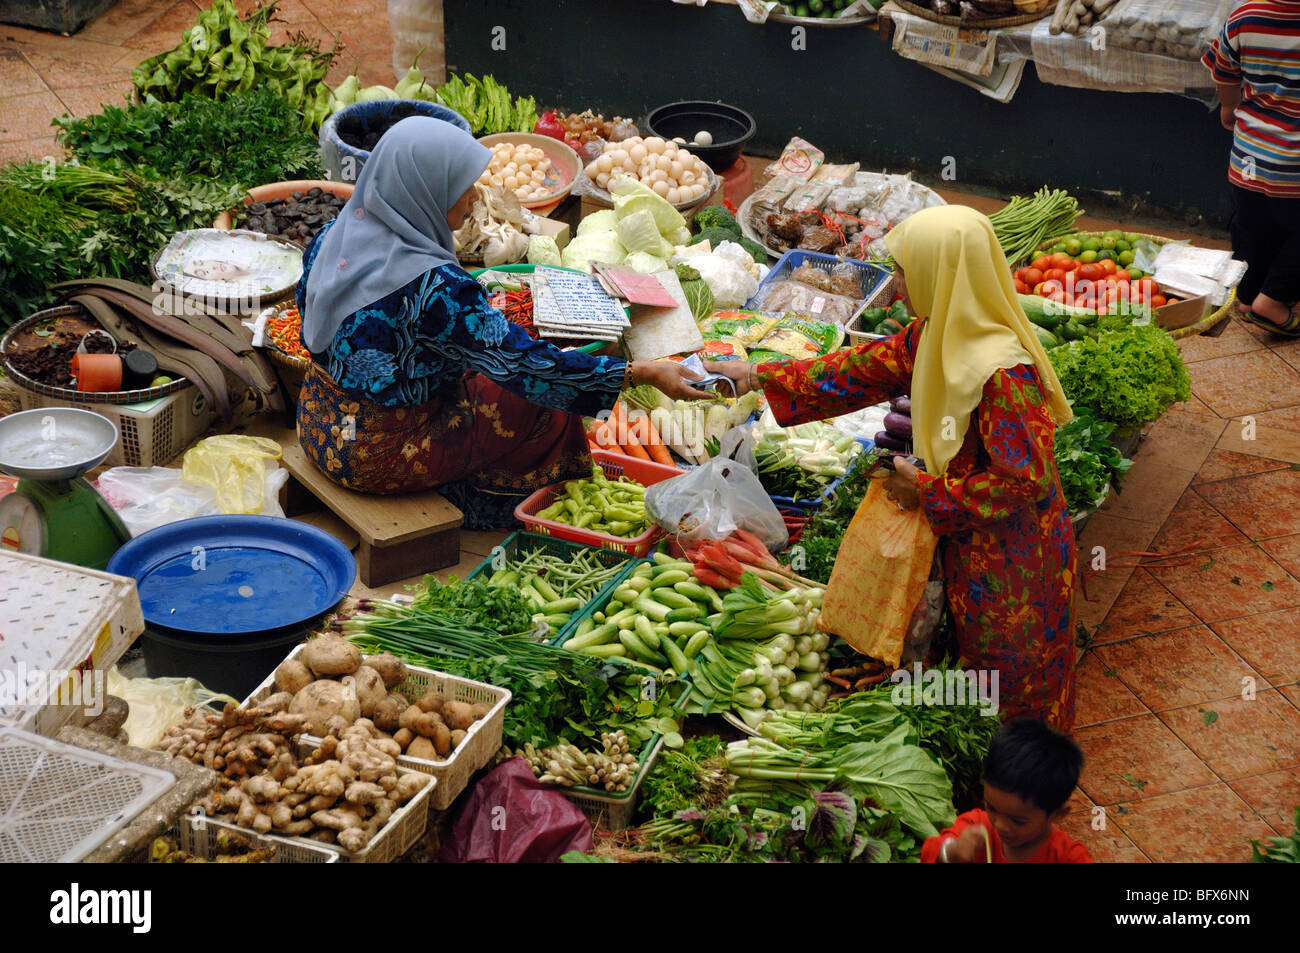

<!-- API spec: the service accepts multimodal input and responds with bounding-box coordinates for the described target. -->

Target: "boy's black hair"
[983,718,1083,814]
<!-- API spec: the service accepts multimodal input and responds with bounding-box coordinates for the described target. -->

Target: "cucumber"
[542,597,582,614]
[575,616,595,637]
[1032,325,1060,349]
[683,631,712,659]
[531,576,561,603]
[625,575,652,593]
[611,586,639,604]
[632,563,654,579]
[668,620,710,637]
[542,613,571,627]
[619,630,661,665]
[634,615,658,645]
[633,595,671,622]
[665,606,703,623]
[673,581,714,602]
[651,569,690,588]
[563,623,617,651]
[607,606,640,628]
[583,644,626,658]
[650,589,694,610]
[661,637,691,677]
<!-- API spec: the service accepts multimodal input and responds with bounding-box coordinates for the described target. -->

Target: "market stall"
[1,0,1283,868]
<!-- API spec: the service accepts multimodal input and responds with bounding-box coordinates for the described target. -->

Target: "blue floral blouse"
[295,220,626,416]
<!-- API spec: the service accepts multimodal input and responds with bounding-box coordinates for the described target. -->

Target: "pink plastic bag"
[436,758,593,863]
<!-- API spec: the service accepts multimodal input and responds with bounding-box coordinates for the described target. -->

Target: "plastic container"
[515,450,682,556]
[139,620,320,701]
[70,352,122,392]
[319,100,471,184]
[767,436,873,512]
[243,645,512,811]
[212,180,355,230]
[745,249,893,316]
[645,101,757,173]
[167,815,339,863]
[477,132,581,208]
[464,530,641,644]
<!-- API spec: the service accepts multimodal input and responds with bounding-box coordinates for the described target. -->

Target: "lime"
[149,375,173,387]
[1127,267,1144,280]
[1081,237,1100,253]
[1100,237,1117,250]
[1097,248,1117,262]
[1079,249,1098,263]
[1104,230,1122,240]
[1118,249,1136,266]
[794,3,810,14]
[1124,232,1142,244]
[1064,238,1083,256]
[1115,239,1132,253]
[1052,243,1068,254]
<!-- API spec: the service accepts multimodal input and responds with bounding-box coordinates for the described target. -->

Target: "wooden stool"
[278,439,463,588]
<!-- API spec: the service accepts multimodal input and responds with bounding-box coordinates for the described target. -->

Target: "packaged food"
[700,310,778,346]
[747,315,844,365]
[790,263,833,292]
[782,181,835,214]
[764,137,825,181]
[812,162,861,186]
[759,280,862,326]
[697,336,748,362]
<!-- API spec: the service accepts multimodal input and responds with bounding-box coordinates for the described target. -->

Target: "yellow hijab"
[883,205,1072,477]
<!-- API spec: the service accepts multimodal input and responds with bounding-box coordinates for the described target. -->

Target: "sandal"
[1241,307,1300,337]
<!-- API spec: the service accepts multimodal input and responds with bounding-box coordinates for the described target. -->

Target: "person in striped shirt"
[1203,2,1300,335]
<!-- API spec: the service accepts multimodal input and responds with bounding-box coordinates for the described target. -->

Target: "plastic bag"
[817,478,939,666]
[182,435,285,515]
[105,668,237,749]
[758,281,861,326]
[901,555,946,666]
[436,758,593,863]
[645,426,788,551]
[96,464,287,536]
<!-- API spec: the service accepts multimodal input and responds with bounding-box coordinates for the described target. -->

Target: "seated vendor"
[296,117,708,528]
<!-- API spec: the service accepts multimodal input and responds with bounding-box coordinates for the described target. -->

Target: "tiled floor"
[4,0,1298,863]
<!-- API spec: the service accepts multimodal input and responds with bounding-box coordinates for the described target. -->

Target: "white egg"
[629,144,647,164]
[694,130,713,146]
[652,180,670,197]
[644,137,666,154]
[612,149,629,165]
[596,154,613,173]
[585,161,600,179]
[669,160,684,179]
[504,175,519,190]
[667,187,682,204]
[680,170,696,185]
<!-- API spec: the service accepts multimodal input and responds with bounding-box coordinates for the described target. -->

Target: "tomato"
[1032,256,1053,272]
[1114,269,1131,282]
[1050,253,1073,269]
[1099,259,1117,275]
[1048,290,1068,304]
[1076,263,1103,282]
[1039,279,1065,298]
[1072,278,1095,296]
[1150,294,1167,307]
[1022,267,1044,286]
[1014,278,1029,294]
[1137,277,1158,296]
[1074,293,1096,309]
[1044,268,1066,283]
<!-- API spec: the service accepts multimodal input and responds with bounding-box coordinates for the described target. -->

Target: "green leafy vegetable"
[1252,806,1300,863]
[1053,406,1134,514]
[1049,325,1191,432]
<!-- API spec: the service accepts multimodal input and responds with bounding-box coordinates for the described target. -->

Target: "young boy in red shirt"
[923,719,1091,863]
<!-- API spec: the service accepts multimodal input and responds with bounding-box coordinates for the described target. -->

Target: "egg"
[611,149,629,165]
[585,161,600,179]
[694,130,713,146]
[667,186,682,204]
[504,175,519,190]
[652,180,670,197]
[595,155,613,174]
[644,137,666,154]
[629,144,648,164]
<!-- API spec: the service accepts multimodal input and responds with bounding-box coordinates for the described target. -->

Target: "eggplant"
[890,395,912,415]
[874,430,908,452]
[884,411,913,440]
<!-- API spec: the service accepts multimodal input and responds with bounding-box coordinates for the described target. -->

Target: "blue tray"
[107,515,356,635]
[744,250,892,313]
[766,436,874,512]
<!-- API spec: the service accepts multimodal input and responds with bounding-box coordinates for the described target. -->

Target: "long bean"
[988,187,1082,266]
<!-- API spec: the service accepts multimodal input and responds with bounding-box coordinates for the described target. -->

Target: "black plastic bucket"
[645,101,756,173]
[140,620,320,700]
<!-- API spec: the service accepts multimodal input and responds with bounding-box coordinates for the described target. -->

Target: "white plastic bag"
[645,426,788,551]
[96,464,288,537]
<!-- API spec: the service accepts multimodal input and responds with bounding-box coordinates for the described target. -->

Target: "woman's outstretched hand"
[702,360,756,397]
[632,360,715,401]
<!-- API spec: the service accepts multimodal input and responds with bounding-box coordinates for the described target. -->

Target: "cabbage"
[690,253,759,309]
[623,252,667,274]
[577,209,618,236]
[561,232,627,272]
[527,235,562,267]
[668,225,692,246]
[611,175,687,237]
[616,209,672,259]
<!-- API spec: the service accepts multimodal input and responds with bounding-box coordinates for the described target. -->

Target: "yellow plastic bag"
[181,435,283,515]
[817,478,939,667]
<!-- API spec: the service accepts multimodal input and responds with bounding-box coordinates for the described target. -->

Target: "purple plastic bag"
[436,758,593,863]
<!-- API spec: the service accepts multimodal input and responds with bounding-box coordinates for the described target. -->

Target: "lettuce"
[623,251,667,274]
[576,209,617,236]
[1048,326,1191,432]
[616,209,671,259]
[526,234,562,267]
[560,231,626,272]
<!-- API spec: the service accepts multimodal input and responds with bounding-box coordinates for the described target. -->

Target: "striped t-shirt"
[1202,2,1300,197]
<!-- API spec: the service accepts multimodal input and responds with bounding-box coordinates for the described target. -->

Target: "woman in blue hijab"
[296,118,707,528]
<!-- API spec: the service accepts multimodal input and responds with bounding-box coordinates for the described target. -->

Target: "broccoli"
[692,205,740,236]
[738,236,769,264]
[687,226,743,250]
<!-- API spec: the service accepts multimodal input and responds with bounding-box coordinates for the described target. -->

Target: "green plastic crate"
[465,531,642,644]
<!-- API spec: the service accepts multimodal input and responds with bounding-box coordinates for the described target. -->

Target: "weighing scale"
[0,408,131,570]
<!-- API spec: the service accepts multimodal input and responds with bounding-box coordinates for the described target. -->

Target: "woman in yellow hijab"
[711,205,1079,731]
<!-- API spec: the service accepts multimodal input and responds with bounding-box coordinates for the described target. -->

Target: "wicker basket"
[845,271,904,346]
[242,645,512,811]
[892,0,1053,29]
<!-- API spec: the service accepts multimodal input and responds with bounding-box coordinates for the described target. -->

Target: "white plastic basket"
[0,727,175,862]
[16,384,215,468]
[561,735,664,832]
[167,815,339,863]
[0,552,144,736]
[243,644,511,810]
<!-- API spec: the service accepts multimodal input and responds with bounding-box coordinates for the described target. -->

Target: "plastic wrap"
[1104,0,1233,60]
[105,668,237,749]
[759,281,862,327]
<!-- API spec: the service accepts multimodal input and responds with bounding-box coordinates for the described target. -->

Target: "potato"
[450,729,467,750]
[406,736,437,760]
[372,696,404,733]
[431,722,452,757]
[398,704,423,733]
[393,727,414,750]
[469,702,493,721]
[363,654,408,690]
[302,634,361,677]
[274,658,314,694]
[441,701,476,732]
[351,665,387,718]
[289,680,360,735]
[412,711,444,738]
[414,691,444,714]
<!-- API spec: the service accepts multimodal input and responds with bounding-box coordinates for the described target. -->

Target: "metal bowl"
[0,407,118,481]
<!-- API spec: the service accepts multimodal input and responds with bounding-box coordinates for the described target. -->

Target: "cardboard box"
[1153,293,1211,331]
[533,213,570,251]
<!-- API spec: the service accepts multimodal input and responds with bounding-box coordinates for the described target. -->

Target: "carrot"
[635,414,674,467]
[824,674,853,690]
[612,403,651,460]
[692,565,736,589]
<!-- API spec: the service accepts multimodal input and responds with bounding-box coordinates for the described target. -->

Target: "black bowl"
[645,101,756,173]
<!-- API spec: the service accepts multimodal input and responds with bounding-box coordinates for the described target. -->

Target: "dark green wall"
[443,0,1234,228]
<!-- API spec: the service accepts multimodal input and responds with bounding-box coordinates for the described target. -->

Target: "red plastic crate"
[515,451,683,556]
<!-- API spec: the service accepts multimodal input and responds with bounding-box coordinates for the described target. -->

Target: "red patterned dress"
[756,319,1078,731]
